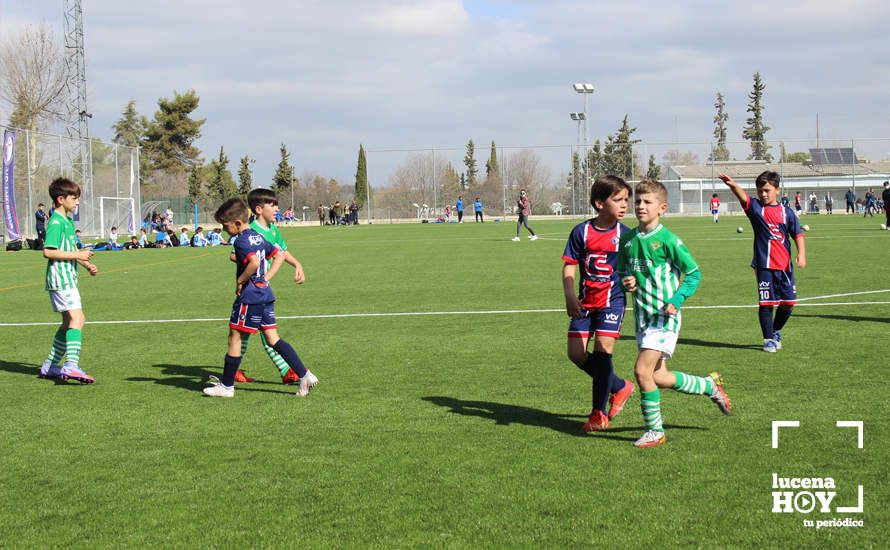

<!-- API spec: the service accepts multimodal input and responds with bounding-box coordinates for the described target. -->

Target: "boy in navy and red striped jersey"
[719,171,807,352]
[562,175,636,432]
[202,198,318,398]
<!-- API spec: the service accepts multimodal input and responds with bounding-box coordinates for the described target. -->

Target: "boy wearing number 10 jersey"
[718,171,806,352]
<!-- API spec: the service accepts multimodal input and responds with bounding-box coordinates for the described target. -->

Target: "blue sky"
[2,1,890,186]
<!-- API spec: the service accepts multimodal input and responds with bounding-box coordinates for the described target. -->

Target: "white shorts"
[49,288,82,313]
[636,326,679,357]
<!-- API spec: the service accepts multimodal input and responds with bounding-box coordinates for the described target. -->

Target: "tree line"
[1,24,793,219]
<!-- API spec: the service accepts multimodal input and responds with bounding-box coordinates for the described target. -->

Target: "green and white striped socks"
[641,390,664,432]
[261,335,290,377]
[240,333,291,377]
[45,327,67,365]
[672,372,714,396]
[65,328,82,366]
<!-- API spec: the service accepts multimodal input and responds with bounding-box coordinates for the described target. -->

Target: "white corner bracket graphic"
[771,420,800,448]
[836,484,864,513]
[836,421,864,449]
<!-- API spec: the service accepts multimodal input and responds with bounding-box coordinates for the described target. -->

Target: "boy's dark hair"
[247,188,278,211]
[48,177,81,204]
[636,178,668,203]
[755,170,781,188]
[590,175,631,209]
[215,197,250,223]
[196,226,203,232]
[38,203,45,207]
[712,193,718,198]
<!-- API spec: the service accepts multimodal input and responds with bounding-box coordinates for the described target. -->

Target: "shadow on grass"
[422,396,707,442]
[0,360,95,385]
[125,363,292,395]
[0,359,39,377]
[795,313,890,324]
[678,338,762,351]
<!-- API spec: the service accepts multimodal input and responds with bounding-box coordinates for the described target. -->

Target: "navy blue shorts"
[230,301,277,334]
[568,305,625,339]
[756,269,796,306]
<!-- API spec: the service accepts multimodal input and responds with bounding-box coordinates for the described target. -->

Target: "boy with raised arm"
[718,171,806,352]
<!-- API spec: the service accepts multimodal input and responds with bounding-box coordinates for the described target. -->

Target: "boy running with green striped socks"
[40,178,99,384]
[618,179,732,448]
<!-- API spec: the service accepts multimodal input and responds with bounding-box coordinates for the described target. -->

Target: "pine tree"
[710,91,730,161]
[112,100,149,147]
[601,117,640,179]
[272,143,292,192]
[237,156,253,197]
[355,144,368,207]
[485,141,499,179]
[646,155,661,179]
[463,139,478,187]
[208,146,236,201]
[187,165,203,203]
[143,89,205,172]
[742,72,772,162]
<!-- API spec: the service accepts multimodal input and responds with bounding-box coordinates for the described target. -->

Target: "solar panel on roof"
[808,147,857,165]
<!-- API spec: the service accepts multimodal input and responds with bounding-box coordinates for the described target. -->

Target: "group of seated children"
[81,226,224,250]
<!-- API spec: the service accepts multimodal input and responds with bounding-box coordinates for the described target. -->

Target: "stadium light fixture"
[572,82,595,217]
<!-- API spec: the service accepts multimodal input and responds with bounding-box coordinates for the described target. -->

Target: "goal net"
[99,196,136,238]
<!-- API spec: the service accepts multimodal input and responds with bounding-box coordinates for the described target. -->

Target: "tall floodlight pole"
[569,113,585,217]
[573,83,594,214]
[64,0,91,187]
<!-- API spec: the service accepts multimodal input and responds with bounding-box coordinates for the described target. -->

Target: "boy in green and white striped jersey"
[617,179,732,448]
[40,178,99,384]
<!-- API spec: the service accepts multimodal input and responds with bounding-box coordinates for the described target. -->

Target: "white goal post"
[99,196,137,239]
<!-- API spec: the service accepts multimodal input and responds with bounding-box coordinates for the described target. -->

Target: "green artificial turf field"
[0,215,886,548]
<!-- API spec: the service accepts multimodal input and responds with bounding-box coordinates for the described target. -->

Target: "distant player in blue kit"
[562,175,636,432]
[202,198,318,398]
[719,171,806,352]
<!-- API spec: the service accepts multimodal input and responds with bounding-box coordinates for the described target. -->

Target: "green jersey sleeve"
[665,235,700,309]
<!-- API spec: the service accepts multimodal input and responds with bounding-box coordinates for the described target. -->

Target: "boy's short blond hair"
[635,178,668,203]
[214,198,250,223]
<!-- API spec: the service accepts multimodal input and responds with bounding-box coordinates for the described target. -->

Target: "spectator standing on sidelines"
[35,203,48,246]
[456,195,464,223]
[474,197,483,222]
[845,188,856,214]
[512,189,537,241]
[317,204,326,226]
[824,193,833,215]
[349,200,359,225]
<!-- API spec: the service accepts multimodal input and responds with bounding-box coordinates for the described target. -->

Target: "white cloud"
[4,0,890,185]
[364,0,469,36]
